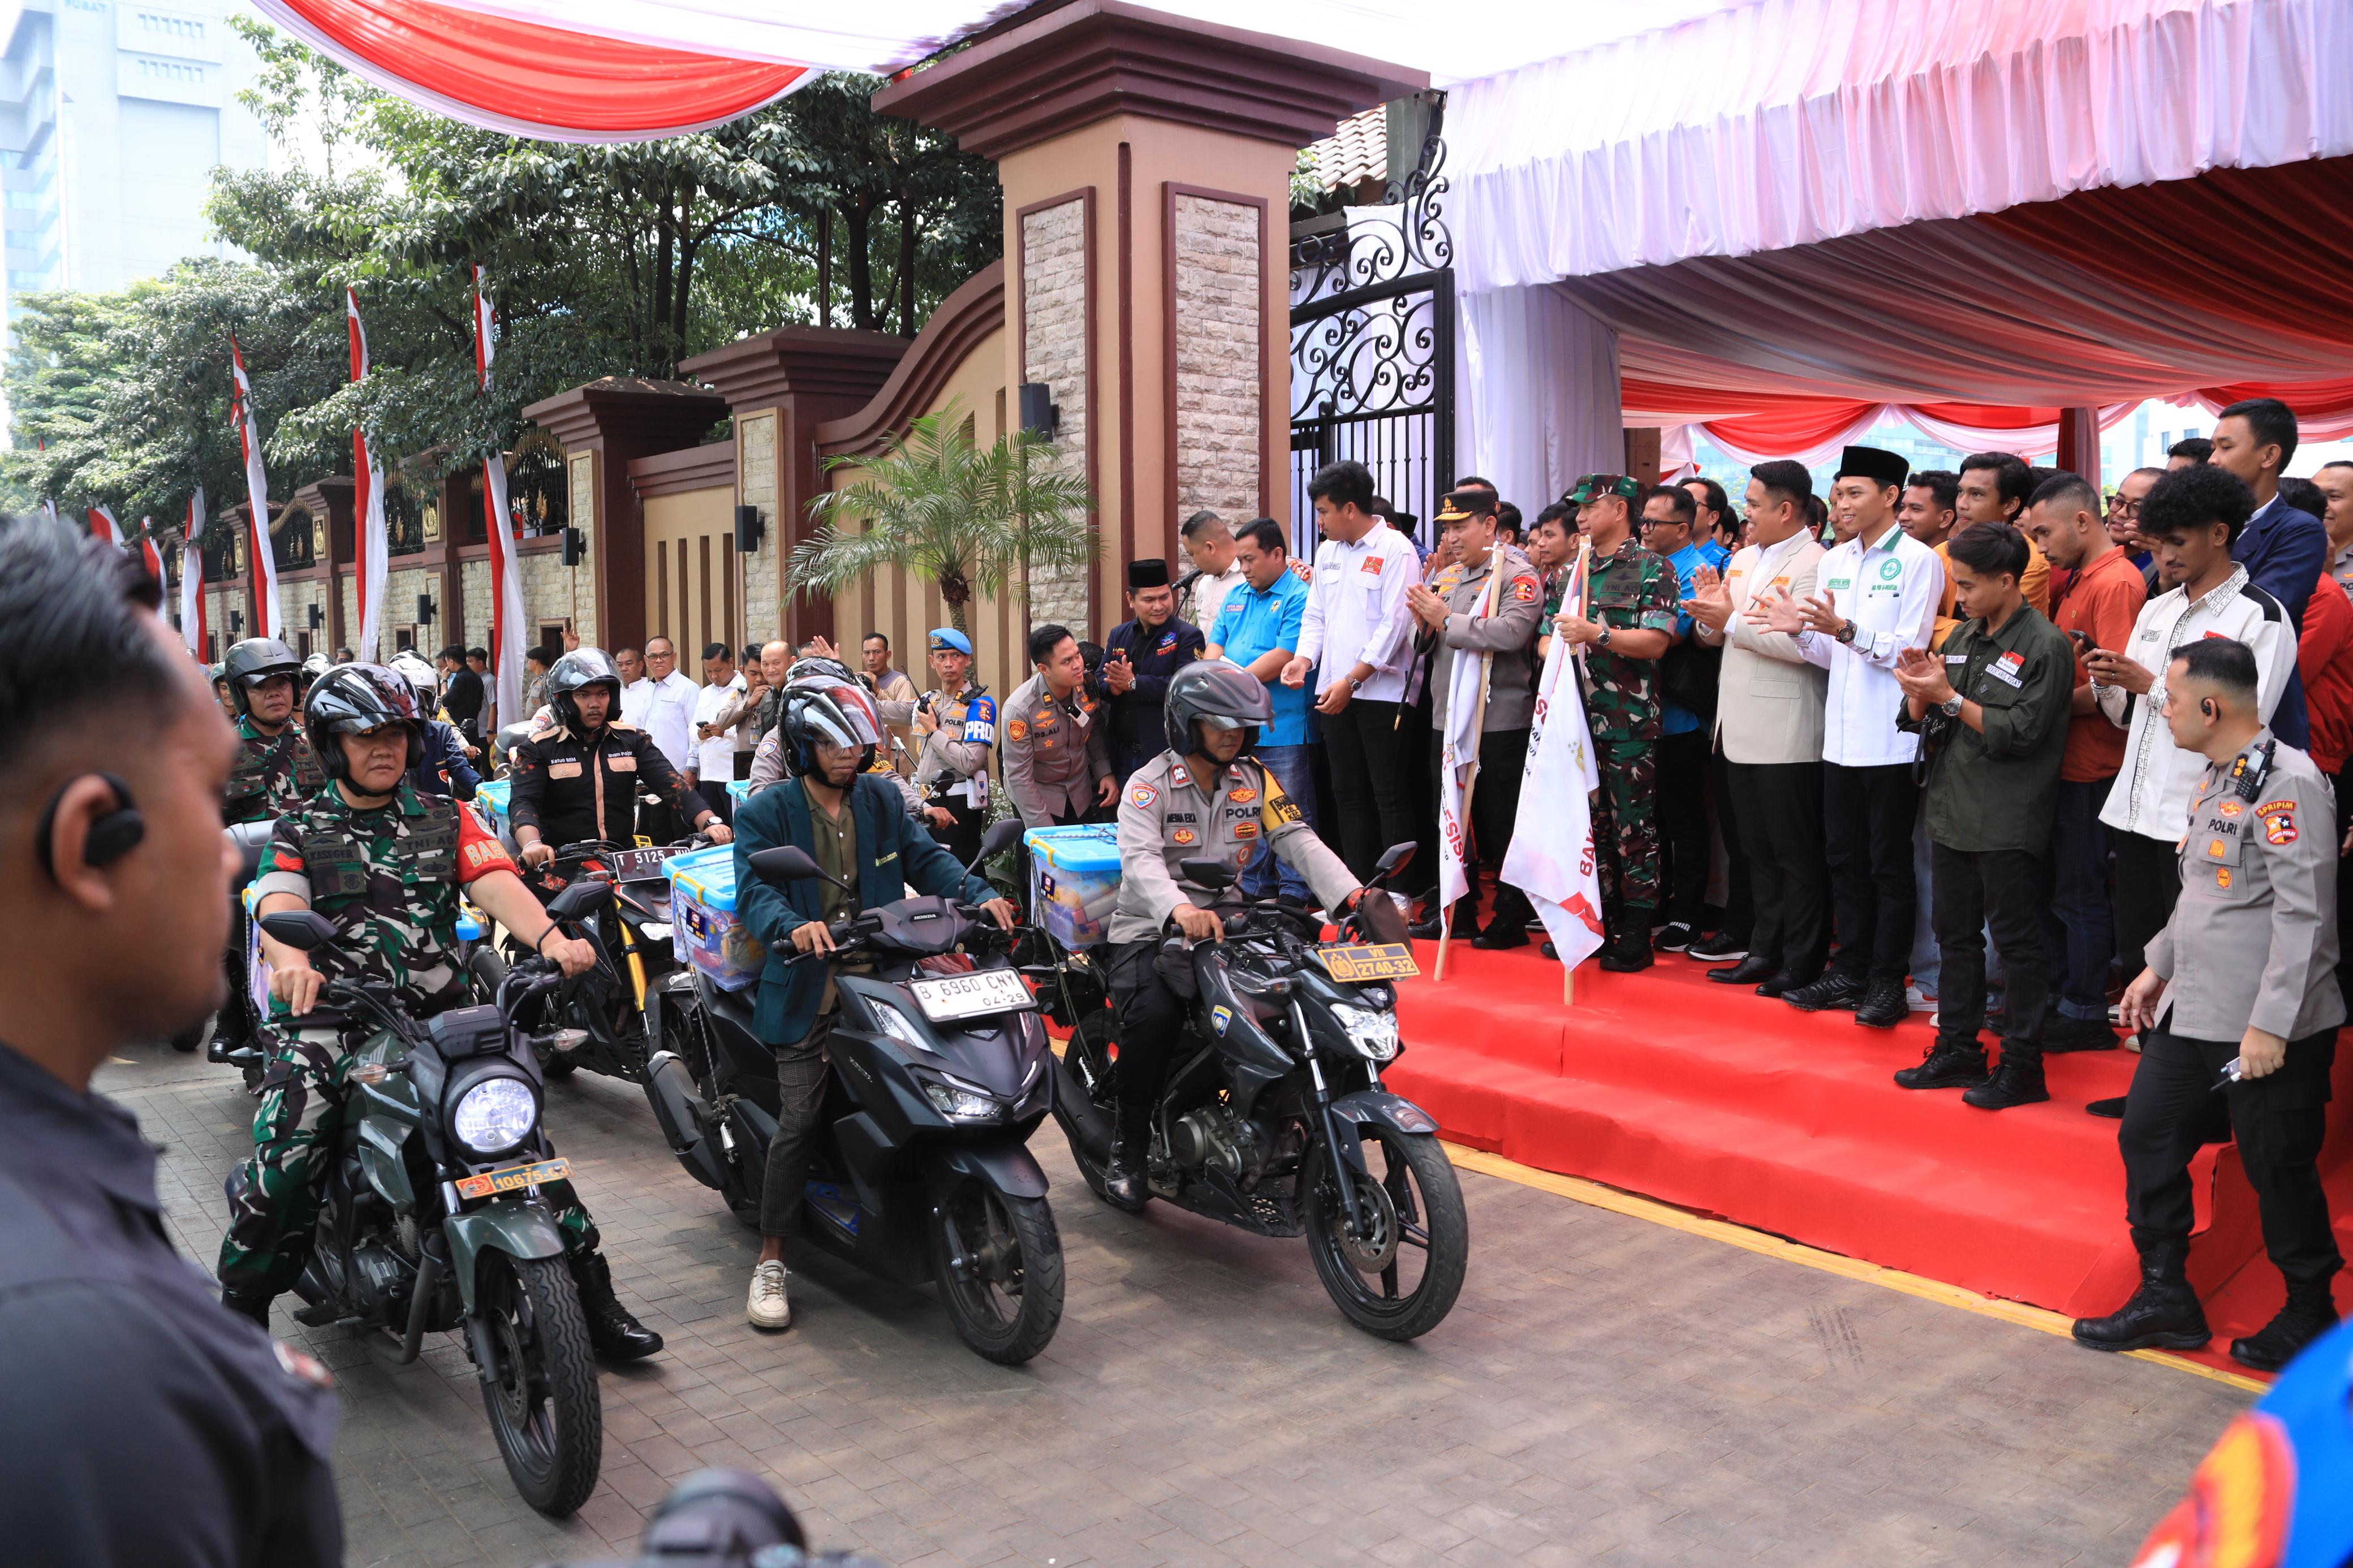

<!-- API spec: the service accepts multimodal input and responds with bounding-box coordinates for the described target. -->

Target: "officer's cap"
[1567,473,1641,506]
[928,627,973,655]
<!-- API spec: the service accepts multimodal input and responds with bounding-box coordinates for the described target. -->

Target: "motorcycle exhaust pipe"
[388,1245,443,1366]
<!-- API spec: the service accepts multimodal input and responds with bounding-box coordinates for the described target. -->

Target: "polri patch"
[1127,781,1157,809]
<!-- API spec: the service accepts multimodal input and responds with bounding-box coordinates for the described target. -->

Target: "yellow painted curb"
[1442,1142,2269,1396]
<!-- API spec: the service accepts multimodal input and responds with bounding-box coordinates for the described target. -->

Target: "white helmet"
[389,651,439,706]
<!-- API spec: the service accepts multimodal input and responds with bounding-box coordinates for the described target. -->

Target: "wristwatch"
[1596,625,1614,649]
[1348,676,1365,693]
[1940,694,1964,718]
[1835,619,1858,645]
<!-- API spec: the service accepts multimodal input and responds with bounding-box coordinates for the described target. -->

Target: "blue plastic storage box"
[667,844,766,991]
[1026,824,1122,949]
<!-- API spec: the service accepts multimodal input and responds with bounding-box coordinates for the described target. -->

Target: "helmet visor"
[803,683,882,750]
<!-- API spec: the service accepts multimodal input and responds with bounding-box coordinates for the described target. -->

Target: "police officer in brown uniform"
[1001,623,1115,829]
[2074,637,2344,1371]
[507,647,730,868]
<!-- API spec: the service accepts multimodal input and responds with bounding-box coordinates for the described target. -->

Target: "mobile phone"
[2067,628,2099,655]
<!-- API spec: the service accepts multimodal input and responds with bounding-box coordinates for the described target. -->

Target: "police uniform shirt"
[1101,614,1205,771]
[0,1041,342,1565]
[2145,732,2347,1043]
[507,716,705,849]
[1426,543,1545,732]
[876,684,996,809]
[1001,672,1110,826]
[1105,751,1359,945]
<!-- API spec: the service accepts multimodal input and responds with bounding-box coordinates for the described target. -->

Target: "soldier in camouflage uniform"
[217,664,663,1360]
[1549,474,1684,970]
[219,637,325,824]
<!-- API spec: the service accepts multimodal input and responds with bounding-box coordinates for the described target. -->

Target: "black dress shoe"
[2072,1269,2212,1353]
[1755,969,1808,999]
[1709,954,1778,986]
[1782,973,1864,1012]
[1852,977,1908,1029]
[1540,940,1557,960]
[2230,1291,2342,1372]
[2085,1096,2128,1118]
[1472,921,1529,950]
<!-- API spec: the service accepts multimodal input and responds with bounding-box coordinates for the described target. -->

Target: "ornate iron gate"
[1288,103,1454,554]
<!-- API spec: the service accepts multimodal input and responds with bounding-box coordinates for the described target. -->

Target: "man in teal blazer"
[729,663,1012,1329]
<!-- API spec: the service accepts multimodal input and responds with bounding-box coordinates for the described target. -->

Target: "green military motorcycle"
[252,885,611,1516]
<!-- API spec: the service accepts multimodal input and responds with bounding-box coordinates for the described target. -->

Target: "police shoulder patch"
[1511,576,1539,603]
[1128,781,1158,809]
[1006,718,1029,742]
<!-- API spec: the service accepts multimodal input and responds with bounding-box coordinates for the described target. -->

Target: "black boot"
[1597,911,1654,973]
[2230,1281,2342,1372]
[1782,972,1863,1012]
[2042,1016,2119,1053]
[2072,1252,2210,1352]
[569,1252,663,1361]
[1852,977,1908,1030]
[220,1287,274,1330]
[1102,1104,1151,1212]
[1893,1039,1988,1090]
[1409,900,1472,941]
[1962,1042,2049,1109]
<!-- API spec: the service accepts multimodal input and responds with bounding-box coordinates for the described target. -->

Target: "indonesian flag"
[230,335,285,640]
[137,516,166,584]
[41,499,58,524]
[182,490,208,658]
[348,290,389,660]
[473,265,526,729]
[1434,559,1504,926]
[1502,551,1606,974]
[88,504,123,548]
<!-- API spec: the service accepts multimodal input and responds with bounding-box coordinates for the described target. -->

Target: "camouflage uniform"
[223,715,327,826]
[1575,537,1682,915]
[218,780,596,1295]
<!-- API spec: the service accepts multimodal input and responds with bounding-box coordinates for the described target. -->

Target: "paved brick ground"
[104,1042,2243,1568]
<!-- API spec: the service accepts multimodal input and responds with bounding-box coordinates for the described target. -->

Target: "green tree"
[790,403,1096,633]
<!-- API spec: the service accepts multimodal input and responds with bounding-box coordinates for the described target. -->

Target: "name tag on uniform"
[606,754,637,772]
[1825,576,1853,591]
[1985,661,2023,688]
[1945,654,1968,665]
[548,760,582,779]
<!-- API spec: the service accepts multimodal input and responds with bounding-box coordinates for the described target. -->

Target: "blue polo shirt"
[1662,541,1709,738]
[1209,570,1311,748]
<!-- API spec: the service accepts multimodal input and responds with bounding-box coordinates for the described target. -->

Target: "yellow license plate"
[1316,942,1421,982]
[454,1157,570,1200]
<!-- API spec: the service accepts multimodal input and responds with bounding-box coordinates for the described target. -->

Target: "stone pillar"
[876,0,1421,636]
[522,378,731,651]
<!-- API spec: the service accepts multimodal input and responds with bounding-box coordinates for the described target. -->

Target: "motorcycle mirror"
[973,818,1023,865]
[1181,858,1235,891]
[1373,843,1416,879]
[258,909,339,952]
[747,845,823,884]
[544,879,613,922]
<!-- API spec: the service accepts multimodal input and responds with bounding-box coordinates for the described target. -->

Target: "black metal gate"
[1288,103,1454,554]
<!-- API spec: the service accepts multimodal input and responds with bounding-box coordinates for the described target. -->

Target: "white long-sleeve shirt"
[2097,564,2291,843]
[691,672,745,780]
[1294,525,1419,700]
[1791,524,1942,768]
[634,670,700,775]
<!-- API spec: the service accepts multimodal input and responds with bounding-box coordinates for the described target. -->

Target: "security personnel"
[1099,558,1204,783]
[391,654,480,801]
[1002,621,1115,828]
[1547,476,1684,968]
[1100,661,1387,1208]
[2074,637,2344,1372]
[507,646,728,867]
[222,636,326,824]
[874,628,996,866]
[0,520,341,1565]
[219,664,665,1360]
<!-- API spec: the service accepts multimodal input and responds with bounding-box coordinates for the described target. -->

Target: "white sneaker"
[1906,984,1937,1013]
[747,1260,791,1330]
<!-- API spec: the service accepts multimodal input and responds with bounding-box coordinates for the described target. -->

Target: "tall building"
[0,0,266,329]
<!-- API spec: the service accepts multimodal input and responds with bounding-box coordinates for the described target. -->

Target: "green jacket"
[734,773,993,1046]
[1899,603,2074,852]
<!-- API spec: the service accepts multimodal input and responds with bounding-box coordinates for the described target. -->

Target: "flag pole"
[1560,535,1594,1008]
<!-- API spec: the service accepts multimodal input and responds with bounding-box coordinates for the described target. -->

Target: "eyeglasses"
[2108,496,2142,516]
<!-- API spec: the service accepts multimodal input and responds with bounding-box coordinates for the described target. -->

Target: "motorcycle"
[1049,844,1468,1341]
[639,819,1066,1364]
[247,883,614,1516]
[510,836,709,1083]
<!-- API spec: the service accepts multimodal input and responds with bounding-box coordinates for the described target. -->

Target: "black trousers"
[1930,842,2048,1053]
[1823,762,1919,984]
[2122,1019,2342,1289]
[1108,940,1186,1118]
[759,1021,833,1242]
[1726,759,1828,977]
[696,779,734,827]
[1321,697,1419,882]
[1400,694,1438,898]
[1710,746,1753,943]
[2113,832,2183,978]
[1427,728,1535,926]
[1657,729,1712,925]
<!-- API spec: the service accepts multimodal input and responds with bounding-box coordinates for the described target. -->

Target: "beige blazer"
[1702,534,1828,766]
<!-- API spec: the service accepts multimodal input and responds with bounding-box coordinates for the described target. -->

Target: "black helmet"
[1163,660,1272,758]
[222,636,301,718]
[303,663,425,782]
[547,647,623,733]
[775,656,881,777]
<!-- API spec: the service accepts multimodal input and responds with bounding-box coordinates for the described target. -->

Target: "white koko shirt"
[1792,523,1942,769]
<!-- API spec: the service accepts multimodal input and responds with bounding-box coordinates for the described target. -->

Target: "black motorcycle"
[1050,845,1468,1341]
[640,820,1066,1364]
[510,836,709,1082]
[248,881,615,1515]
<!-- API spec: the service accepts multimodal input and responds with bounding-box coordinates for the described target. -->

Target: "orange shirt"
[2049,546,2145,783]
[2296,573,2353,775]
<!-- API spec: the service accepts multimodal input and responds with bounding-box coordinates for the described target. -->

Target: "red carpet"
[1384,941,2353,1376]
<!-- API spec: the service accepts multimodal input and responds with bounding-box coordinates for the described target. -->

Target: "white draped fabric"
[1449,0,2353,292]
[1453,287,1623,517]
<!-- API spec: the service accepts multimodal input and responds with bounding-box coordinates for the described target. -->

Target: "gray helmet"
[546,647,623,732]
[775,656,881,776]
[221,637,301,719]
[1163,659,1272,758]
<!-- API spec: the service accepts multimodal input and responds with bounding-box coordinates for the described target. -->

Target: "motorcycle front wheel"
[473,1253,602,1516]
[1302,1124,1468,1342]
[1053,1010,1121,1203]
[929,1179,1064,1365]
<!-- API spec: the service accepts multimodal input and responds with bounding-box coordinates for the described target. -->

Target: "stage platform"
[1382,941,2353,1376]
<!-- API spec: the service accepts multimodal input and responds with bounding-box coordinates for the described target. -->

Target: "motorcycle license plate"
[453,1157,570,1200]
[1316,942,1420,982]
[606,846,676,883]
[907,969,1036,1022]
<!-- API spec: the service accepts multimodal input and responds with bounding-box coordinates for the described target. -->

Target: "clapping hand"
[1892,645,1954,706]
[1682,564,1734,632]
[1404,581,1448,632]
[1748,585,1839,638]
[1103,651,1135,693]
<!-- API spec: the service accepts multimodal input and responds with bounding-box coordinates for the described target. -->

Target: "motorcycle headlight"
[1330,1003,1400,1061]
[638,921,672,941]
[918,1073,1001,1121]
[869,1003,925,1048]
[450,1075,539,1156]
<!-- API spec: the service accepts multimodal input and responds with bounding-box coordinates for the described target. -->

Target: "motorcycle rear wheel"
[473,1254,602,1517]
[929,1180,1063,1365]
[1302,1126,1467,1342]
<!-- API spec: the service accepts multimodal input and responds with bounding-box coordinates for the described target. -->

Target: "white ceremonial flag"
[1501,628,1606,973]
[1434,563,1503,918]
[88,504,123,548]
[181,489,206,657]
[348,289,389,660]
[473,265,527,727]
[230,335,285,640]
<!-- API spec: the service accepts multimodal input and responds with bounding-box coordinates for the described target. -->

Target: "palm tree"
[788,400,1096,634]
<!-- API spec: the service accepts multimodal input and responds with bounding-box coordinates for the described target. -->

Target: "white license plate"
[907,969,1037,1022]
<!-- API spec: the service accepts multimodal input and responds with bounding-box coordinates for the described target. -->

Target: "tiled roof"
[1307,106,1387,193]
